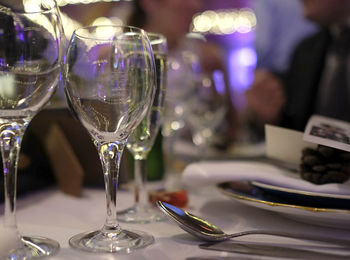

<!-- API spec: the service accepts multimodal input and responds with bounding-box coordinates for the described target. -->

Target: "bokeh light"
[192,8,256,35]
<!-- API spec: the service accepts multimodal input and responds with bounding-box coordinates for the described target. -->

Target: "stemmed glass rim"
[147,32,167,43]
[73,24,148,41]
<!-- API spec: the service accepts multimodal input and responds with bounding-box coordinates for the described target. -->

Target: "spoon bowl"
[157,201,227,241]
[156,201,350,246]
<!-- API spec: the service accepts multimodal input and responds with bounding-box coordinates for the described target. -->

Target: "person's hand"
[245,69,285,124]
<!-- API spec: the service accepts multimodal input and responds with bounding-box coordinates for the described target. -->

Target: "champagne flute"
[0,1,63,258]
[65,25,155,253]
[118,33,167,223]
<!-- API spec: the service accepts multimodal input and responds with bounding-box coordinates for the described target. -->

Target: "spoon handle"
[228,230,350,247]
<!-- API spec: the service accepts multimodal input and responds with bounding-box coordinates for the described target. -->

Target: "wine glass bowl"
[65,25,155,253]
[185,71,228,156]
[0,1,63,258]
[125,33,167,159]
[161,54,193,138]
[65,28,153,143]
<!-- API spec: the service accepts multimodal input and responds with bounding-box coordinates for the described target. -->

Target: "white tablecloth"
[1,177,350,259]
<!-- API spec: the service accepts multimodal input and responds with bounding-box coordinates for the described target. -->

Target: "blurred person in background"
[252,0,316,74]
[242,0,316,142]
[245,0,350,136]
[127,0,225,80]
[127,0,201,50]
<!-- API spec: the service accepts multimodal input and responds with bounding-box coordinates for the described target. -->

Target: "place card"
[304,115,350,152]
[265,124,316,165]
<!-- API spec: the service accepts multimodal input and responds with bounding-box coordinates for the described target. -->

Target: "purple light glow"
[212,69,225,95]
[228,46,256,92]
[19,32,24,42]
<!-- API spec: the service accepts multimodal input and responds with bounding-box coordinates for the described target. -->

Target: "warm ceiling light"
[192,8,256,35]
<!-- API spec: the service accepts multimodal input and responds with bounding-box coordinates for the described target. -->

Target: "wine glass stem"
[98,142,125,233]
[134,158,148,208]
[0,127,25,229]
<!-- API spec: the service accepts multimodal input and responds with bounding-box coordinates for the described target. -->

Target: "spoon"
[156,201,350,247]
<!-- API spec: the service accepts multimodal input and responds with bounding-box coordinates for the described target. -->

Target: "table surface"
[1,174,350,260]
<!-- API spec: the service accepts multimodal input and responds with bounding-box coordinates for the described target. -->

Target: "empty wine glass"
[161,35,203,173]
[65,25,155,253]
[118,33,167,223]
[161,55,189,138]
[184,71,227,159]
[0,1,63,258]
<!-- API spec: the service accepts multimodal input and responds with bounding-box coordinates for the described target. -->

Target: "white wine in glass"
[0,1,63,258]
[65,25,155,253]
[118,33,167,223]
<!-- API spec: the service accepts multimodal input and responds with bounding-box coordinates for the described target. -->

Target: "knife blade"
[199,241,350,259]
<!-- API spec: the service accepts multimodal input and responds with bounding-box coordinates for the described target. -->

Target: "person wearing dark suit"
[279,28,332,131]
[245,0,350,133]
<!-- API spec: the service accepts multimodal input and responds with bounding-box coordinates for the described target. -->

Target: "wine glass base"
[117,205,166,223]
[69,229,154,253]
[8,236,60,259]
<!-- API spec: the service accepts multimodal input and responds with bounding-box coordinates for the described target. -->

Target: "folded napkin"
[182,161,350,196]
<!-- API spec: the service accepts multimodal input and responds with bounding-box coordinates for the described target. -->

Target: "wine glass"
[161,45,199,139]
[0,1,63,258]
[65,25,155,253]
[118,33,167,223]
[184,71,227,159]
[161,35,202,173]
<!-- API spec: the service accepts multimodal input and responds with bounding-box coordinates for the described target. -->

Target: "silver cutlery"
[199,241,350,259]
[156,201,350,247]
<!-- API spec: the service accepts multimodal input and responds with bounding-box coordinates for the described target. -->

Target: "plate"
[250,181,350,209]
[217,182,350,229]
